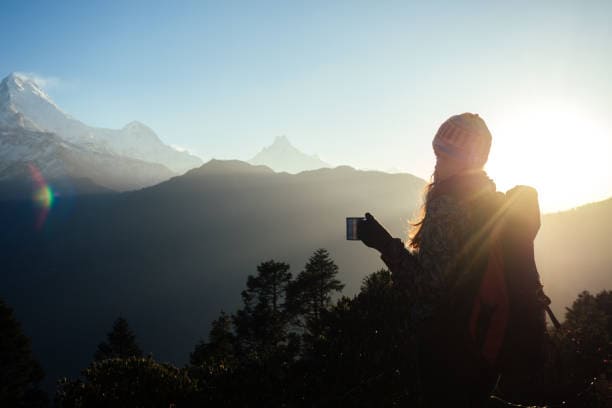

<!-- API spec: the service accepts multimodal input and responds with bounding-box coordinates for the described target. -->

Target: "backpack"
[416,182,558,406]
[464,185,556,375]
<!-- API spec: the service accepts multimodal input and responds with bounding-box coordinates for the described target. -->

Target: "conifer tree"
[0,298,48,407]
[562,291,609,376]
[233,260,292,361]
[287,248,344,335]
[94,317,142,361]
[190,311,236,370]
[287,269,419,406]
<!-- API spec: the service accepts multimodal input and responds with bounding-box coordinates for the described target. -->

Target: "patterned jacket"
[379,172,498,322]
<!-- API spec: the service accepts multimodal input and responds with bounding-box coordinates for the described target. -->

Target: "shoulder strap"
[468,223,509,366]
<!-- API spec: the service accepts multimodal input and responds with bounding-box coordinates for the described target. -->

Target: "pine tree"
[563,291,609,375]
[0,298,48,407]
[287,248,344,335]
[190,311,236,370]
[94,317,142,361]
[233,260,293,361]
[287,269,420,406]
[594,290,612,339]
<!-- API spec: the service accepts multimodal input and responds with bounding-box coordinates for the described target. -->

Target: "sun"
[486,101,612,213]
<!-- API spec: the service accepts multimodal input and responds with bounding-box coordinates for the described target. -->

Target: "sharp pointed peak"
[272,135,292,146]
[1,71,59,109]
[3,72,42,88]
[3,72,24,81]
[1,72,25,90]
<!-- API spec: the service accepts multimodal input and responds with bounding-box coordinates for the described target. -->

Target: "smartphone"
[346,217,365,240]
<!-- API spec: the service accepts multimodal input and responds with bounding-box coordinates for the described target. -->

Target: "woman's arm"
[379,238,421,289]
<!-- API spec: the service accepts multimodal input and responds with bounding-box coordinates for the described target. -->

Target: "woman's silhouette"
[358,113,540,407]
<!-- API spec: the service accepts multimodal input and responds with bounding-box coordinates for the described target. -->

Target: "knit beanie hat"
[432,113,492,167]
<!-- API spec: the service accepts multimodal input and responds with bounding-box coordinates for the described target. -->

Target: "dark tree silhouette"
[94,317,142,361]
[287,269,420,407]
[233,259,293,361]
[56,357,194,408]
[287,248,344,340]
[563,290,609,377]
[496,289,611,406]
[594,290,612,341]
[0,298,48,407]
[190,311,237,371]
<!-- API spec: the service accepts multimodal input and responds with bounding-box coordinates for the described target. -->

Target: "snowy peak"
[272,135,291,147]
[0,72,83,141]
[249,136,330,174]
[1,72,60,110]
[0,72,203,174]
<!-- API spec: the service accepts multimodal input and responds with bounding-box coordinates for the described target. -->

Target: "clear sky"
[1,0,611,212]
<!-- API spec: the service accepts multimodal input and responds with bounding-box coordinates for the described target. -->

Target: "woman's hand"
[359,213,393,253]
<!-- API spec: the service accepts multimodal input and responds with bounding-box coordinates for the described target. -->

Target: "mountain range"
[0,72,202,194]
[0,72,335,197]
[0,161,425,390]
[0,158,610,391]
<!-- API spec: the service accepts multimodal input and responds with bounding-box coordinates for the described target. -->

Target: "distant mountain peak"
[0,71,202,175]
[249,136,330,174]
[1,72,60,111]
[272,135,291,146]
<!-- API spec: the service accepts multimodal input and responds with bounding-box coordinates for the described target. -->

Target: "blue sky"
[1,1,611,211]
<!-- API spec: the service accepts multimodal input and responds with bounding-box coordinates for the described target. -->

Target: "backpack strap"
[468,222,509,366]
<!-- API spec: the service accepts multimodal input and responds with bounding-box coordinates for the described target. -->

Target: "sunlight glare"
[487,102,612,212]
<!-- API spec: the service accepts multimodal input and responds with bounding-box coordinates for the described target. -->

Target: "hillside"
[536,197,612,318]
[0,161,425,388]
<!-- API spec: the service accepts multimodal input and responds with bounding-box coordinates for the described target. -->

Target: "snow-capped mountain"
[0,126,174,194]
[249,136,330,173]
[0,72,203,196]
[0,72,201,174]
[93,121,201,174]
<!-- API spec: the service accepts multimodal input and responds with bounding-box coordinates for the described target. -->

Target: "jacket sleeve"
[379,238,421,290]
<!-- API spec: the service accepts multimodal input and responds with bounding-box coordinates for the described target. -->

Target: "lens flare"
[34,185,54,208]
[28,164,54,229]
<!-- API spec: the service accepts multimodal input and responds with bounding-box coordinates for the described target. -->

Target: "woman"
[360,113,496,311]
[359,113,541,406]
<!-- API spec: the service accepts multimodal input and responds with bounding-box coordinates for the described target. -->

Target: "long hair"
[408,173,437,250]
[408,167,490,249]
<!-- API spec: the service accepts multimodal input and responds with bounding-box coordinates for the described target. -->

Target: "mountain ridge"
[0,72,202,175]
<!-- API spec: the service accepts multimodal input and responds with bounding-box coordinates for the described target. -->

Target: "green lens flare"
[34,185,54,208]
